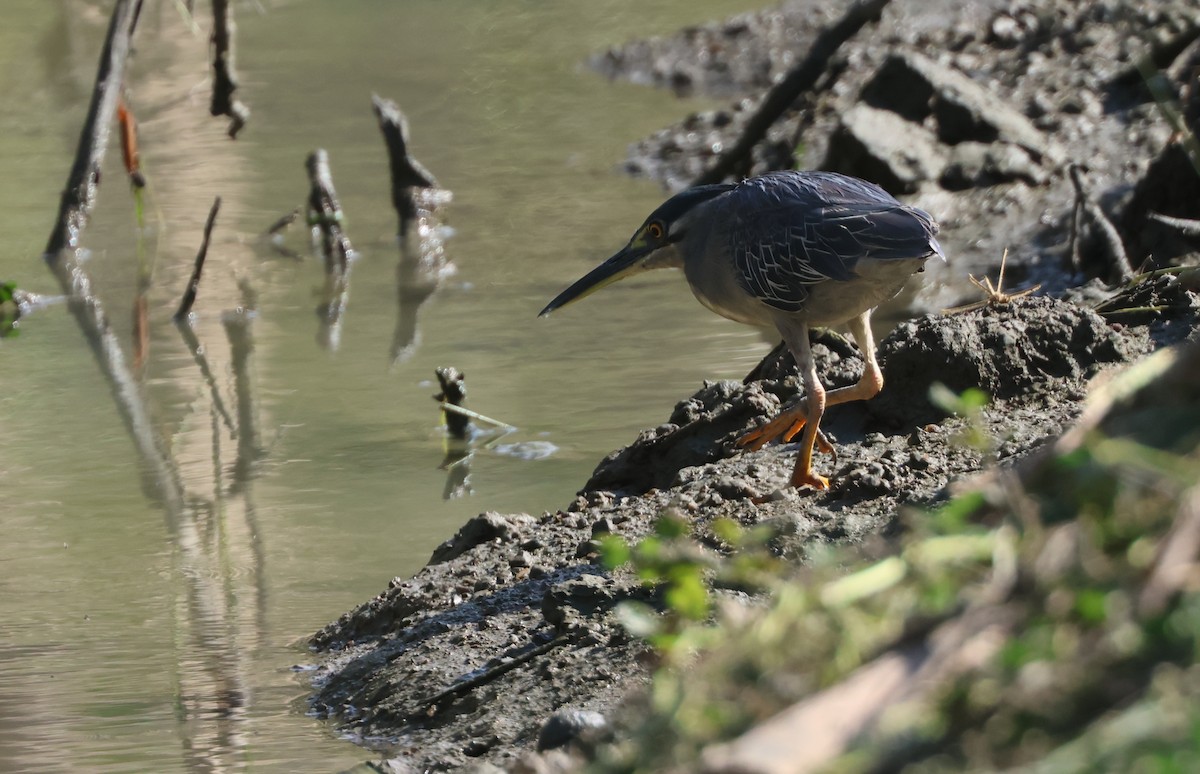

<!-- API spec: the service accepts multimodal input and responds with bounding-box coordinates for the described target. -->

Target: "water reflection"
[394,191,456,366]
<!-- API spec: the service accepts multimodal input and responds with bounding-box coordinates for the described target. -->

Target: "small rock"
[824,104,947,193]
[542,575,616,629]
[537,709,610,751]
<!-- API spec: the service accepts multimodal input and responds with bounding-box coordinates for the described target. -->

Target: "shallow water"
[0,1,797,771]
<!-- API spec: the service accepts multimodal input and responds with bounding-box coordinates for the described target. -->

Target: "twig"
[1138,487,1200,617]
[372,94,437,237]
[175,197,221,321]
[210,0,250,138]
[406,636,567,719]
[943,248,1042,315]
[1068,164,1135,283]
[1068,193,1084,274]
[1148,210,1200,237]
[266,207,300,236]
[691,0,893,186]
[438,402,517,433]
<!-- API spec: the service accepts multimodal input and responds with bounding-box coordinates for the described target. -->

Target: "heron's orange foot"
[737,411,807,451]
[737,415,836,457]
[790,469,830,490]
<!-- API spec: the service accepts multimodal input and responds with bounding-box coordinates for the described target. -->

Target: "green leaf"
[819,556,907,608]
[634,536,663,563]
[655,512,689,539]
[929,382,991,415]
[711,517,743,546]
[597,535,632,570]
[958,387,990,410]
[931,490,987,532]
[1075,588,1108,625]
[615,601,662,639]
[665,572,710,621]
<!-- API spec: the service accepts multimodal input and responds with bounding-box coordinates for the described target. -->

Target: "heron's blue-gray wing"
[728,175,940,313]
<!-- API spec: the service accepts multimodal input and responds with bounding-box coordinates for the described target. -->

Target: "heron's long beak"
[538,242,655,317]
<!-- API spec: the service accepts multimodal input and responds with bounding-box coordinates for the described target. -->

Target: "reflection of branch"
[44,0,144,256]
[40,0,185,512]
[392,189,454,364]
[175,320,238,438]
[371,98,454,363]
[175,196,221,321]
[440,449,473,500]
[224,307,262,486]
[392,255,436,364]
[210,0,250,138]
[691,0,892,186]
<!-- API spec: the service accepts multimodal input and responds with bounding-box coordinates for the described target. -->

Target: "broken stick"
[175,196,221,321]
[210,0,250,138]
[372,94,438,237]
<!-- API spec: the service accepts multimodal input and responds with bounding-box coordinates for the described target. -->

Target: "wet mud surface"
[307,1,1200,771]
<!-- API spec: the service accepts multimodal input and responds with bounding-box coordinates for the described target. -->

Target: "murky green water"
[0,1,777,771]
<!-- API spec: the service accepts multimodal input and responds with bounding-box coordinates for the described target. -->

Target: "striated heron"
[540,170,944,490]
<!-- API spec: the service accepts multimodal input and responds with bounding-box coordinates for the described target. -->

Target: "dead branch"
[1069,164,1135,283]
[210,0,250,138]
[434,366,472,441]
[692,0,893,186]
[266,207,300,236]
[372,94,438,237]
[44,0,144,257]
[408,636,568,721]
[175,196,221,321]
[305,149,354,270]
[1148,210,1200,237]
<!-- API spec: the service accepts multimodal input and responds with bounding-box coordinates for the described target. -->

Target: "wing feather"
[727,172,941,312]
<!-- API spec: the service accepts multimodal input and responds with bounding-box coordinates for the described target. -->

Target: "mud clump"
[873,296,1130,426]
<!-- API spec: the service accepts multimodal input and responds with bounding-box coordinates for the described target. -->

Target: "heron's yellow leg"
[737,311,883,490]
[788,383,830,490]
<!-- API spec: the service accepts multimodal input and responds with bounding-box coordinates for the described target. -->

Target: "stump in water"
[434,366,472,441]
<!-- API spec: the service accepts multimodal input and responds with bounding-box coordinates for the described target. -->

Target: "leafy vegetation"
[591,347,1200,772]
[1,280,20,337]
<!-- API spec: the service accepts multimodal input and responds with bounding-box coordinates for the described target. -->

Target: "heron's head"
[539,183,735,317]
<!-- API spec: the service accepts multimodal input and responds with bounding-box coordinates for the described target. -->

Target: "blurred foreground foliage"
[594,340,1200,773]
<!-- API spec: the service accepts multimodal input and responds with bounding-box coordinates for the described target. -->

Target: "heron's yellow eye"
[646,221,665,240]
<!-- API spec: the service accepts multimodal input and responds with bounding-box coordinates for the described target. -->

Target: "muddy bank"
[307,0,1200,771]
